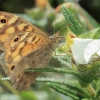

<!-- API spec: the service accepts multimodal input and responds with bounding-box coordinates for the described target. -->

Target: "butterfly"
[0,11,60,92]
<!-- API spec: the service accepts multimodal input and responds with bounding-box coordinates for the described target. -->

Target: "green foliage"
[79,28,100,39]
[0,1,100,100]
[61,7,83,36]
[24,6,100,100]
[20,91,38,100]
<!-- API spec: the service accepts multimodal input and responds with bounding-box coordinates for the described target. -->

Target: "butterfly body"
[0,11,60,91]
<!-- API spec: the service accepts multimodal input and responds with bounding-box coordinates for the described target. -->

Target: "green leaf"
[36,77,91,98]
[25,67,82,79]
[77,61,100,87]
[25,67,76,74]
[20,91,38,100]
[61,7,83,36]
[64,82,91,98]
[79,28,100,39]
[0,75,19,94]
[47,82,80,100]
[94,80,100,99]
[82,98,90,100]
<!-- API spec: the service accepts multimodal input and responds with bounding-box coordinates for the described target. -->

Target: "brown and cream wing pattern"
[0,11,60,91]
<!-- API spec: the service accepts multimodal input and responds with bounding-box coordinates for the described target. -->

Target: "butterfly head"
[49,32,65,45]
[49,32,60,43]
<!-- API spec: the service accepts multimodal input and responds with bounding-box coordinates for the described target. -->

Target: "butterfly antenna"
[54,12,66,34]
[54,10,57,35]
[57,25,67,33]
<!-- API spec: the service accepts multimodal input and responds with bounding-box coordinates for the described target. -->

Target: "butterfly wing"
[10,44,54,91]
[0,12,60,91]
[1,40,55,91]
[0,11,52,74]
[0,11,48,51]
[0,31,53,76]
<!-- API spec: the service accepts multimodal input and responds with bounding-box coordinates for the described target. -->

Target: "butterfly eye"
[11,66,15,70]
[14,38,19,42]
[0,19,6,23]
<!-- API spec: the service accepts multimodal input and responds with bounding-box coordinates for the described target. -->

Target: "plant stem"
[87,84,95,96]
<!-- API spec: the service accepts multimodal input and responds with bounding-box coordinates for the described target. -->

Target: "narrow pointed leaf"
[47,82,80,100]
[25,67,83,79]
[79,28,100,39]
[61,7,83,36]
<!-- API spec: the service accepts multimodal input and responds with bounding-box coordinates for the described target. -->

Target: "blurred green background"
[0,0,100,100]
[0,0,100,23]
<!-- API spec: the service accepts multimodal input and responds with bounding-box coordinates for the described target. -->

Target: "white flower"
[70,38,100,64]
